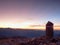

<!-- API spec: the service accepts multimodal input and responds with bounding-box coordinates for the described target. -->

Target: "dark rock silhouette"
[46,21,54,39]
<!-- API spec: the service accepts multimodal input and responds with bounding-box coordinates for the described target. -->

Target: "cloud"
[29,25,41,27]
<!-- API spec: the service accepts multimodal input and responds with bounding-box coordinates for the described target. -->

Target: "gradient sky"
[0,0,60,30]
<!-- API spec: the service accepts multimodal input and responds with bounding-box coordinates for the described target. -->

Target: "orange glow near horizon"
[0,21,35,28]
[0,22,60,30]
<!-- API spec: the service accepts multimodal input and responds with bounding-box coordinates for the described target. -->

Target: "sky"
[0,0,60,30]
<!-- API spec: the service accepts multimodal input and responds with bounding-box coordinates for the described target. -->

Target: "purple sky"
[0,0,60,29]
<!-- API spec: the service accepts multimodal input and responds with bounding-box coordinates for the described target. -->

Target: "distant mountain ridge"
[0,28,60,38]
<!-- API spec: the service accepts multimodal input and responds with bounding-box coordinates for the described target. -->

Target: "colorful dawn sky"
[0,0,60,30]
